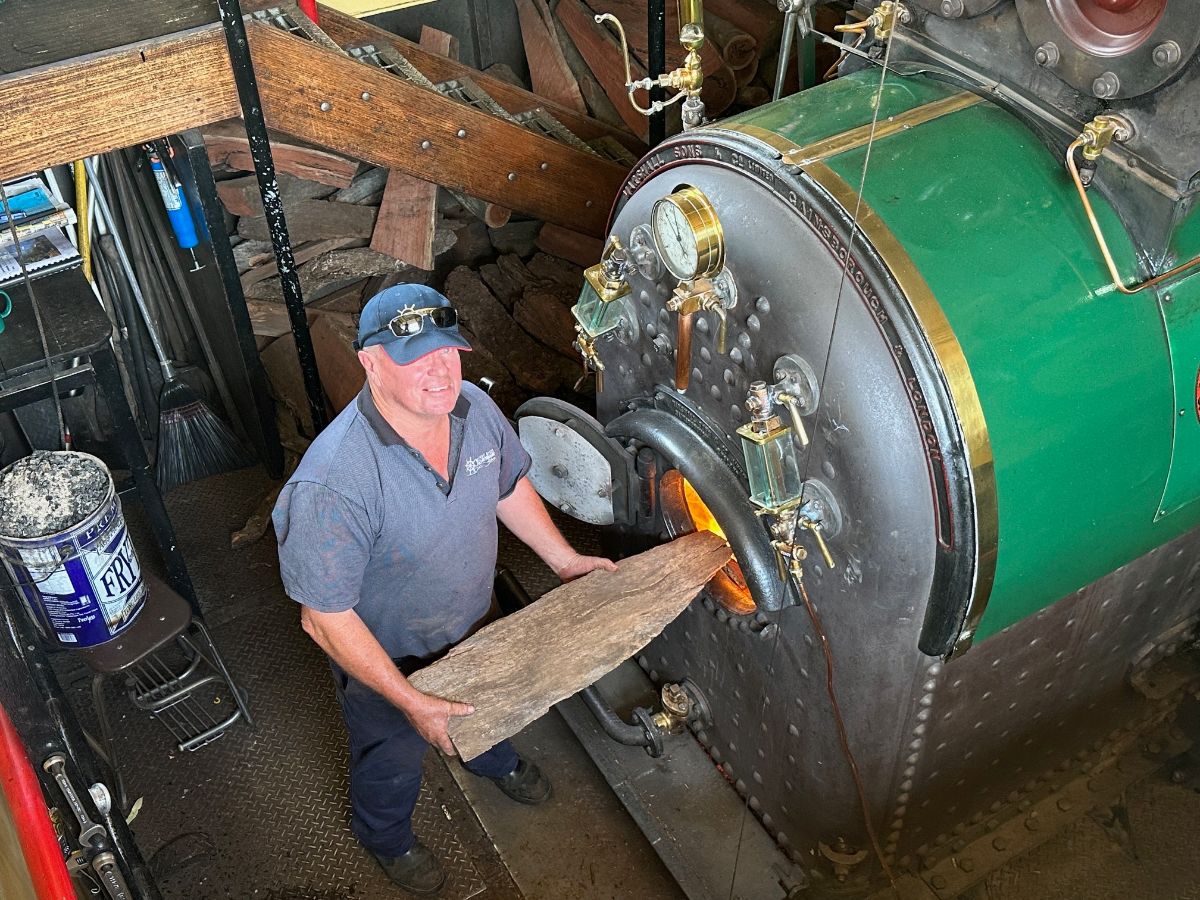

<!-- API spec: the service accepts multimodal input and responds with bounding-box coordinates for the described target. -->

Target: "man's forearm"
[496,477,576,573]
[301,606,422,712]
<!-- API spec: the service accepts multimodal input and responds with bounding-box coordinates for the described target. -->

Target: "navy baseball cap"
[356,284,472,365]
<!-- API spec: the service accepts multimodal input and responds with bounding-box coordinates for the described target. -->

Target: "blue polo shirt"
[272,381,531,660]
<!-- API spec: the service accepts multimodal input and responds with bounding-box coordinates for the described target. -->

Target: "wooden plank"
[247,21,625,237]
[410,531,732,761]
[0,28,237,181]
[202,121,359,188]
[370,172,438,268]
[514,0,588,113]
[557,0,649,140]
[315,2,644,157]
[586,0,737,116]
[418,23,459,59]
[237,199,376,243]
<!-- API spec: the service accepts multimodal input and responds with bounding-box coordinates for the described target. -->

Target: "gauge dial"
[651,186,725,281]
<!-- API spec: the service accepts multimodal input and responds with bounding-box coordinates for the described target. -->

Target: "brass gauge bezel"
[651,186,725,281]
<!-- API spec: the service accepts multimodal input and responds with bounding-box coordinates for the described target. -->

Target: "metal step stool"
[78,572,252,809]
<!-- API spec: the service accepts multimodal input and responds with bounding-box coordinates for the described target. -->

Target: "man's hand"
[553,552,618,583]
[404,690,475,756]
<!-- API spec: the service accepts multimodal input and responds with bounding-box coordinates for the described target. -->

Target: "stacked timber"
[209,132,600,439]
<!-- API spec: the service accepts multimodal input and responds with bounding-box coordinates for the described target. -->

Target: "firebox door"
[515,397,638,527]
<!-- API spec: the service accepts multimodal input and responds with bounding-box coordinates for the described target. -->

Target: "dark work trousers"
[332,664,519,858]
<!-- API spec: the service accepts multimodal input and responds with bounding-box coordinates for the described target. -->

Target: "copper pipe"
[675,311,694,391]
[1066,139,1200,295]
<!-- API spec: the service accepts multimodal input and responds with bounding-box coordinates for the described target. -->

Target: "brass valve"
[835,1,910,39]
[573,327,606,392]
[798,516,835,570]
[1077,114,1134,162]
[594,0,708,128]
[583,235,634,303]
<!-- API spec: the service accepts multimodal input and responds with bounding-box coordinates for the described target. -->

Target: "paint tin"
[0,452,146,647]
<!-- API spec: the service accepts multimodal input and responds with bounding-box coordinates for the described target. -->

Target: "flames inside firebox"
[660,470,754,615]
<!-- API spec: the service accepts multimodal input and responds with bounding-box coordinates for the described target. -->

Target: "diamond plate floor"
[43,465,1200,900]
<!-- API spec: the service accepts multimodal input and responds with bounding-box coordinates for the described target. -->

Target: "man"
[273,283,615,894]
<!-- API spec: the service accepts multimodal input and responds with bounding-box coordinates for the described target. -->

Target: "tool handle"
[83,158,174,376]
[43,754,106,846]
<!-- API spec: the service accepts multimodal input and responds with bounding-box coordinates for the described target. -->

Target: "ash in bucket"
[0,451,146,647]
[0,451,109,538]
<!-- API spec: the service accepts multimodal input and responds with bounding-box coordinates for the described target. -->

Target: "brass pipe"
[1066,139,1200,295]
[675,312,694,391]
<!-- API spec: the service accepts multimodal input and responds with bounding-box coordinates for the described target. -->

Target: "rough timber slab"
[409,532,732,761]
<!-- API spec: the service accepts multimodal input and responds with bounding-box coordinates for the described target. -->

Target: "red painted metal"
[298,0,319,22]
[0,702,74,900]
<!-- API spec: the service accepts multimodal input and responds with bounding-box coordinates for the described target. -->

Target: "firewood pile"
[210,128,602,445]
[211,3,846,451]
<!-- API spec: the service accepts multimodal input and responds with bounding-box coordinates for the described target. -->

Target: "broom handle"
[83,158,176,381]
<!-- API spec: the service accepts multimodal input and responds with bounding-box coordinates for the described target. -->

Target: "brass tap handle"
[776,392,810,448]
[574,327,605,393]
[800,518,836,570]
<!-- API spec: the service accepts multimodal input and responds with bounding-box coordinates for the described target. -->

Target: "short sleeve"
[272,481,372,612]
[494,406,532,499]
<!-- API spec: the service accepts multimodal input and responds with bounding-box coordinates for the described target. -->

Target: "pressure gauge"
[651,186,725,282]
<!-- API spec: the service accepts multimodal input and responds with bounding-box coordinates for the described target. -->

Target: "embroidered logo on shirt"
[465,448,497,476]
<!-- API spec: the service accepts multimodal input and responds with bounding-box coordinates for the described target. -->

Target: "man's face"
[363,345,463,421]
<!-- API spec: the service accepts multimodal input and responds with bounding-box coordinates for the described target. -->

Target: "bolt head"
[360,91,371,101]
[1092,71,1121,99]
[931,875,948,889]
[1033,41,1060,68]
[940,0,964,16]
[319,101,332,111]
[1152,40,1181,68]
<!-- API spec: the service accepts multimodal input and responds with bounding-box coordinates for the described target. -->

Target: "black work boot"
[489,757,552,805]
[374,840,446,894]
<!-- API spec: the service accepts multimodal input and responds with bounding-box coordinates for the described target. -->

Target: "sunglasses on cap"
[354,306,459,350]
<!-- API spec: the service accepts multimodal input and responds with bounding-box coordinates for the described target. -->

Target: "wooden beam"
[247,21,624,236]
[409,531,732,761]
[0,28,237,181]
[514,0,588,113]
[314,2,644,157]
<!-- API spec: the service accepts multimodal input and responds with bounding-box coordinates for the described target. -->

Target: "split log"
[241,237,360,291]
[489,220,542,257]
[479,255,532,311]
[215,171,336,218]
[514,286,579,360]
[456,194,512,229]
[704,11,757,70]
[444,267,578,394]
[585,0,738,117]
[231,484,283,551]
[535,223,603,268]
[233,240,274,273]
[703,0,782,51]
[557,0,650,140]
[734,57,760,89]
[237,199,376,244]
[419,23,459,59]
[332,166,390,205]
[515,0,588,113]
[458,325,527,416]
[527,251,584,289]
[202,121,358,188]
[308,279,370,314]
[409,531,732,761]
[310,312,365,414]
[244,246,434,302]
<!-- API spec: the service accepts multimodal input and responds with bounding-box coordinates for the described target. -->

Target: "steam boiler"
[517,1,1200,895]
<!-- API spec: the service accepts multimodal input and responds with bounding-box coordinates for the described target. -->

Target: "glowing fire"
[661,471,754,615]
